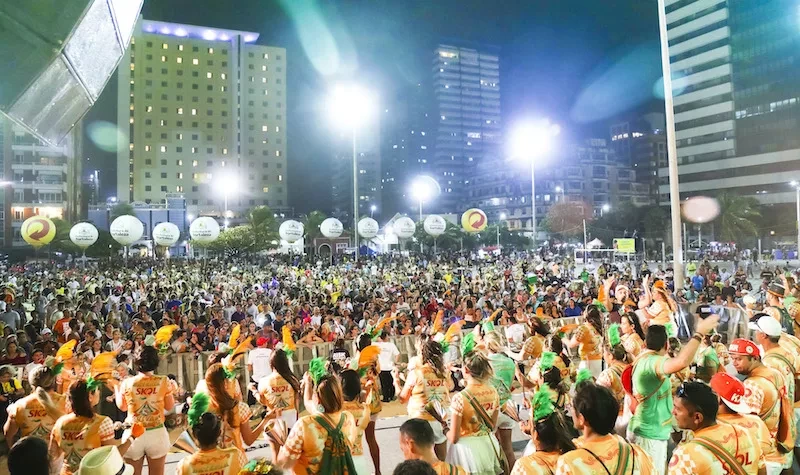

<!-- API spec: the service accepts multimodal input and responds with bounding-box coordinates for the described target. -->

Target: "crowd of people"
[0,253,797,475]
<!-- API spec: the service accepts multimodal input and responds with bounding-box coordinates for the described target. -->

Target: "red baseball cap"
[256,337,268,347]
[728,338,760,358]
[710,372,752,414]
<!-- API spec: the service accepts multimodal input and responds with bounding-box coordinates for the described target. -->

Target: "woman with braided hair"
[51,379,136,475]
[512,386,576,475]
[395,339,454,461]
[176,398,241,475]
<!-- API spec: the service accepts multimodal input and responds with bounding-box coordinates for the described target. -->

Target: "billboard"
[613,238,636,253]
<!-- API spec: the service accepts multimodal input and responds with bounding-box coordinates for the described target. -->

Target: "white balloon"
[189,217,220,243]
[682,196,721,224]
[279,220,304,243]
[109,215,144,246]
[393,217,416,239]
[69,222,99,249]
[153,222,180,247]
[423,215,447,237]
[320,218,344,238]
[357,218,379,239]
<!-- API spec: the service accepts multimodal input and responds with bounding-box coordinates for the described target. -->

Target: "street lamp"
[370,205,377,218]
[215,172,238,228]
[410,175,439,221]
[498,212,507,248]
[510,119,561,250]
[328,83,377,260]
[601,203,610,217]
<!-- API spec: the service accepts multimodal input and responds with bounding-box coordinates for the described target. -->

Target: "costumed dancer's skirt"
[446,434,503,475]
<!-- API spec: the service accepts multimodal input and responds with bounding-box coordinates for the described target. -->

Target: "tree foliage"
[192,206,279,258]
[545,201,592,238]
[713,192,760,243]
[303,211,327,240]
[110,202,135,221]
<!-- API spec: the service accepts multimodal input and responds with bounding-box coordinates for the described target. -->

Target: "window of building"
[160,159,167,165]
[192,58,198,65]
[146,41,152,47]
[177,172,183,179]
[144,145,151,152]
[176,147,183,152]
[191,108,197,115]
[144,172,151,178]
[192,71,199,77]
[160,133,167,139]
[178,44,184,51]
[191,147,197,153]
[206,148,212,154]
[276,150,281,157]
[160,120,167,126]
[145,185,152,191]
[176,57,182,64]
[161,186,167,192]
[222,148,228,155]
[208,47,214,54]
[192,160,198,167]
[206,72,212,79]
[192,186,198,192]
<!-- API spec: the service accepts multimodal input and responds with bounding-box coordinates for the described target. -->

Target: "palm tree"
[714,193,760,243]
[303,210,327,240]
[110,202,135,220]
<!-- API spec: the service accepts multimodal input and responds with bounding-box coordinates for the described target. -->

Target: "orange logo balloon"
[21,216,56,248]
[461,208,487,233]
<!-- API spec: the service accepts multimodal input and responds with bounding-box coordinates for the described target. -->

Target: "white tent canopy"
[587,238,604,249]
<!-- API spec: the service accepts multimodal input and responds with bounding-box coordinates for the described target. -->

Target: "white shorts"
[632,435,667,475]
[496,411,515,430]
[428,420,447,445]
[124,426,171,461]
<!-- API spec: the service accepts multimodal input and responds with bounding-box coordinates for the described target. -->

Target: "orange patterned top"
[176,447,241,475]
[51,413,114,475]
[121,373,170,428]
[404,364,451,421]
[574,324,602,361]
[258,372,297,412]
[450,381,499,437]
[10,391,68,439]
[280,412,357,475]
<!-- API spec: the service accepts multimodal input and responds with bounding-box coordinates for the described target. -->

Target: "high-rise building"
[330,119,381,225]
[380,84,434,219]
[0,116,82,247]
[432,43,501,212]
[117,19,288,217]
[659,0,800,207]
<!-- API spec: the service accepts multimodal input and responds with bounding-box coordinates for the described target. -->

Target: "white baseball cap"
[748,315,782,337]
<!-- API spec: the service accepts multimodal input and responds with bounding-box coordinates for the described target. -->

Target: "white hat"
[748,315,782,338]
[78,446,133,475]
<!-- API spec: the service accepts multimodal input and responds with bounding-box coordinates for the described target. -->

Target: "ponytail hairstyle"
[205,363,239,427]
[191,412,222,449]
[30,366,62,420]
[605,324,627,363]
[585,306,603,336]
[270,349,300,394]
[463,351,493,381]
[421,340,446,379]
[545,334,570,368]
[68,380,94,419]
[541,366,569,402]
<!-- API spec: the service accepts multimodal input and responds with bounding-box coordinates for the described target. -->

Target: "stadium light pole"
[510,120,560,251]
[215,173,238,229]
[328,84,377,261]
[410,176,438,222]
[657,0,684,280]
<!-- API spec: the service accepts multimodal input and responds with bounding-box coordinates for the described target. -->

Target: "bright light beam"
[328,84,377,130]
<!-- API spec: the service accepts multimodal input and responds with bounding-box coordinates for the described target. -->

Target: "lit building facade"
[610,113,667,205]
[0,116,82,247]
[659,0,800,208]
[117,19,288,218]
[432,43,501,212]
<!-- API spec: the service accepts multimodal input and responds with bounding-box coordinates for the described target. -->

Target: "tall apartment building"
[610,113,667,205]
[0,116,82,247]
[659,0,800,208]
[117,20,288,217]
[470,139,649,232]
[432,43,501,212]
[330,119,381,225]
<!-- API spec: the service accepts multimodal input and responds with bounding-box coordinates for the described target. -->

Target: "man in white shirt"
[310,307,323,327]
[375,333,400,402]
[246,337,273,404]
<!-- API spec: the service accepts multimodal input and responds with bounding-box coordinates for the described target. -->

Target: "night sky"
[85,0,664,213]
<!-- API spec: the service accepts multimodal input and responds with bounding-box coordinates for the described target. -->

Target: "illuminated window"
[220,86,227,92]
[129,118,134,124]
[192,160,198,167]
[221,161,226,167]
[191,147,197,154]
[262,65,267,71]
[130,63,135,71]
[262,77,267,83]
[263,90,268,96]
[278,174,283,181]
[145,145,151,151]
[177,160,183,166]
[177,173,183,179]
[191,109,197,115]
[276,150,281,157]
[176,57,183,64]
[263,187,269,192]
[192,58,198,65]
[160,146,167,152]
[129,143,134,151]
[160,120,166,126]
[176,186,183,192]
[208,48,214,54]
[206,72,212,79]
[177,107,183,114]
[129,104,134,111]
[161,55,166,62]
[275,126,280,132]
[146,106,153,112]
[222,148,228,155]
[263,53,269,59]
[162,43,168,50]
[221,73,227,80]
[262,125,268,132]
[178,44,184,51]
[177,133,183,140]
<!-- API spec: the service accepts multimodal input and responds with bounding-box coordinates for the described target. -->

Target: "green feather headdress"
[85,376,101,392]
[665,322,677,338]
[308,358,328,385]
[531,385,555,422]
[591,300,608,313]
[482,321,495,333]
[539,351,556,372]
[460,332,476,357]
[607,324,621,347]
[575,368,594,385]
[187,392,210,427]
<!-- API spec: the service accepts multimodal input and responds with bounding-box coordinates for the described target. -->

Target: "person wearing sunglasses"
[669,380,761,474]
[729,338,795,473]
